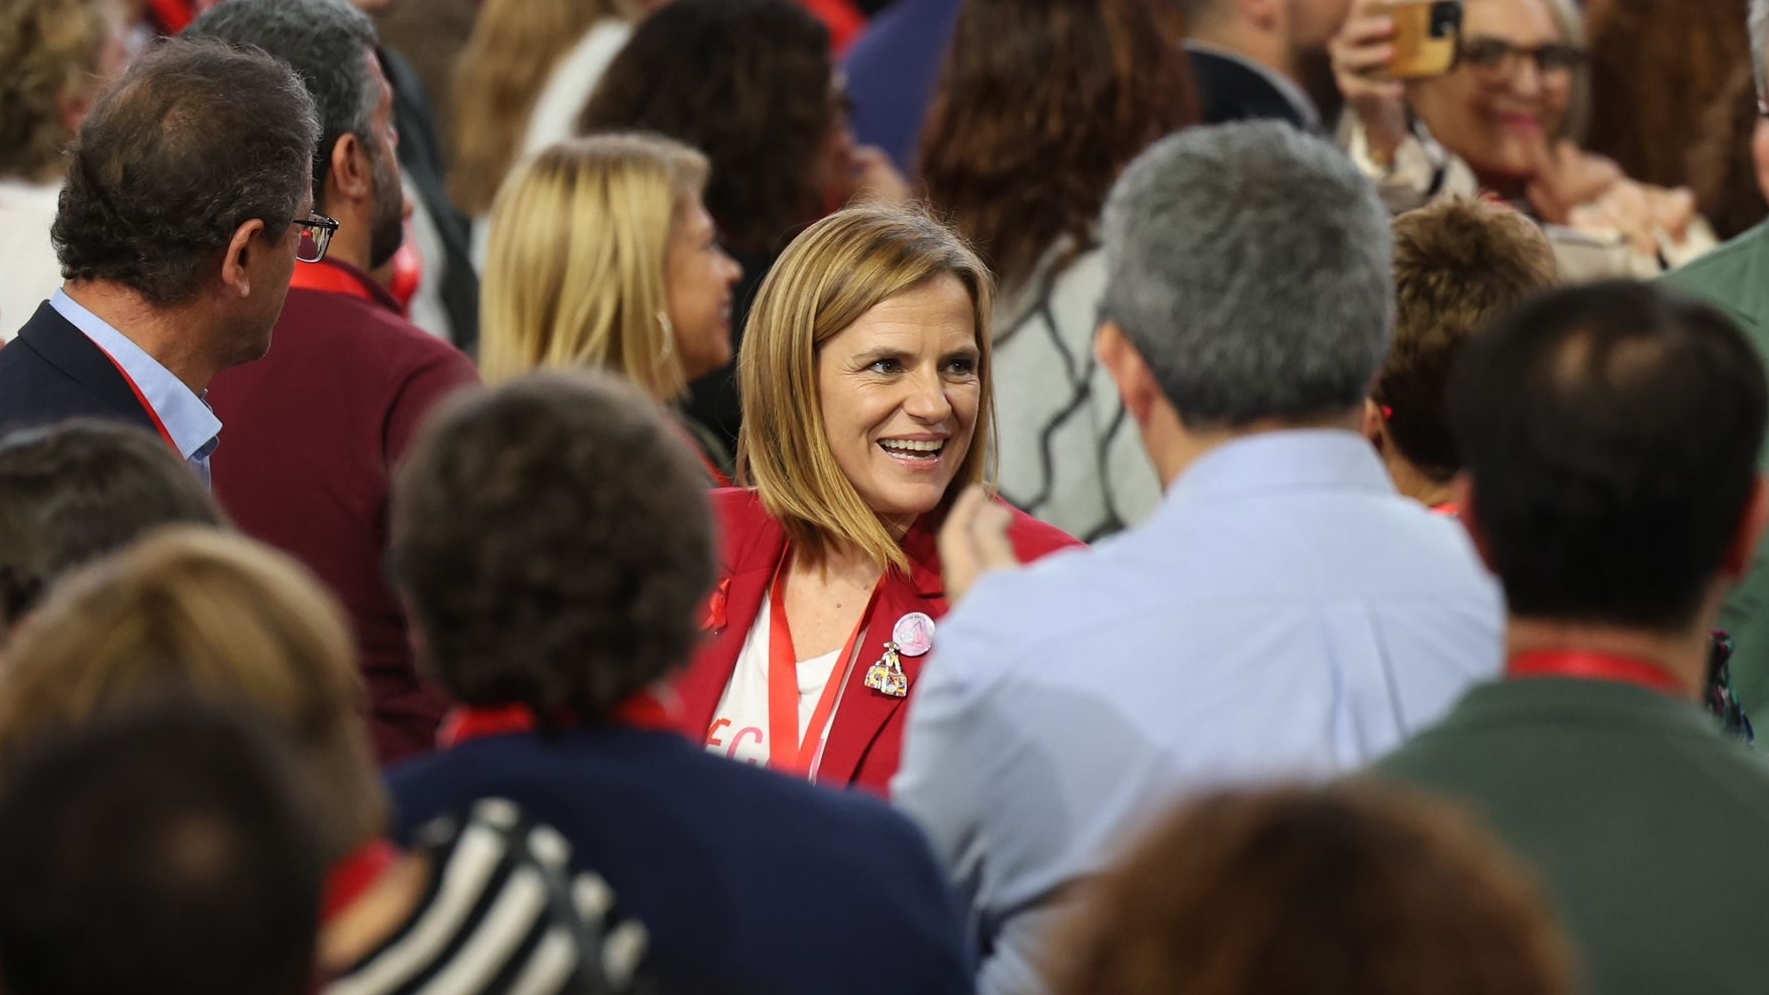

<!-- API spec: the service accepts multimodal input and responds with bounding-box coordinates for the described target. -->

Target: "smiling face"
[1406,0,1573,186]
[814,274,981,531]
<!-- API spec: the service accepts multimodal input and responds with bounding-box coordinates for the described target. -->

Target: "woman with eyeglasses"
[1331,0,1715,277]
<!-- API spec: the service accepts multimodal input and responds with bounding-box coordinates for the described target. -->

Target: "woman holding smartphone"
[1331,0,1712,277]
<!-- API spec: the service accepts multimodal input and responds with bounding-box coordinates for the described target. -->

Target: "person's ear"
[219,218,267,298]
[329,133,373,204]
[1452,475,1497,572]
[1362,399,1386,450]
[1723,475,1769,580]
[1752,117,1769,207]
[1096,322,1162,428]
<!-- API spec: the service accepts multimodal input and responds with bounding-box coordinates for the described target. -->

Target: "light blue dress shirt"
[51,289,221,486]
[892,429,1504,995]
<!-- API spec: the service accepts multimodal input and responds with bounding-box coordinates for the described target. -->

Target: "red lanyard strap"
[766,557,880,776]
[89,340,177,453]
[1507,649,1686,698]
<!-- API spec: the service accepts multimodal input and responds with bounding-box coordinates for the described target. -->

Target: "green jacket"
[1664,227,1769,718]
[1370,678,1769,995]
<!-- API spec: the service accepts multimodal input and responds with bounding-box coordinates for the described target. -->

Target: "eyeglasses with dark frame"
[1460,37,1587,78]
[292,213,340,264]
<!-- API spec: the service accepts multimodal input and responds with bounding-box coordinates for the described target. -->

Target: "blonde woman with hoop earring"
[479,133,744,482]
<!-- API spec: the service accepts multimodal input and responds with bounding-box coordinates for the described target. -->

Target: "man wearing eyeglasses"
[0,41,319,488]
[1662,0,1769,741]
[184,0,481,768]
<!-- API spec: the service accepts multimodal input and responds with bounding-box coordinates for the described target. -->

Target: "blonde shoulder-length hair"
[0,527,384,865]
[480,133,710,399]
[739,204,996,573]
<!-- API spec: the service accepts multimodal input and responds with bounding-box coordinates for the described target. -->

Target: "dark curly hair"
[51,39,320,307]
[919,0,1197,293]
[0,419,224,631]
[391,371,715,724]
[577,0,835,258]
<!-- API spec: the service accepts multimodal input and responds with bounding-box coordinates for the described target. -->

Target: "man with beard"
[1180,0,1352,132]
[185,0,479,766]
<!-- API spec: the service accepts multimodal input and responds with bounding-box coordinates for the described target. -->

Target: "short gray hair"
[1099,122,1394,428]
[1753,0,1769,99]
[184,0,381,202]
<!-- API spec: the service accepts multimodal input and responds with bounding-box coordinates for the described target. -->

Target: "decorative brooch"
[864,612,935,698]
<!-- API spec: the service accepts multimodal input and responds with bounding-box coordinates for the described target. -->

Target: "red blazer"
[675,487,1081,795]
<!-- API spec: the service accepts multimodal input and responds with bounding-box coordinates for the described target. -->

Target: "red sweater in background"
[209,260,480,765]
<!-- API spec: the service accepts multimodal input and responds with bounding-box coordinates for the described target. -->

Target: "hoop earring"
[656,311,675,361]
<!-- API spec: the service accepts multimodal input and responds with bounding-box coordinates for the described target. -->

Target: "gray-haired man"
[895,122,1503,995]
[1661,0,1769,723]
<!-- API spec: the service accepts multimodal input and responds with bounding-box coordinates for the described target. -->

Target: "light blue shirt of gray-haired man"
[894,122,1503,995]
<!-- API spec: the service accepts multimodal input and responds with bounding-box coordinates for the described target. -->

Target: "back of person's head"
[0,703,324,995]
[1051,785,1574,995]
[0,0,127,184]
[1376,201,1557,483]
[1100,122,1393,429]
[0,527,384,864]
[391,371,714,723]
[449,0,630,216]
[52,38,320,307]
[480,133,709,396]
[1449,281,1768,633]
[182,0,380,203]
[578,0,834,258]
[920,0,1196,292]
[0,420,222,629]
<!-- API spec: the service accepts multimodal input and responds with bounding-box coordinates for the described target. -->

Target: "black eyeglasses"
[292,213,339,263]
[1461,37,1586,78]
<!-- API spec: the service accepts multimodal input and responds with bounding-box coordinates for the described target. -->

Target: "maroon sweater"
[209,260,479,764]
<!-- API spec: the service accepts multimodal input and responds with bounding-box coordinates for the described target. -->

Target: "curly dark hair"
[0,419,224,630]
[391,371,715,724]
[919,0,1197,293]
[182,0,381,202]
[51,39,320,307]
[577,0,835,258]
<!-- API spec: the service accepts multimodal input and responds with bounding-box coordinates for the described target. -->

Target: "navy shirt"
[388,725,972,995]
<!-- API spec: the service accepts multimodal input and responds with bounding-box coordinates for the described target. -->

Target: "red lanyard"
[321,839,400,922]
[766,559,880,776]
[88,339,177,453]
[437,692,680,749]
[1507,649,1686,697]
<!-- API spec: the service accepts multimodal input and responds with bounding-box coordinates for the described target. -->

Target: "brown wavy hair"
[449,0,632,216]
[918,0,1196,294]
[578,0,835,259]
[1051,784,1575,995]
[1584,0,1751,192]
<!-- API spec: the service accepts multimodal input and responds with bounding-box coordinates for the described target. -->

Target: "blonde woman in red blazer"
[673,205,1080,795]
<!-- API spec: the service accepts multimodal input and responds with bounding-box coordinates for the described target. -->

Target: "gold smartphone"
[1388,0,1463,79]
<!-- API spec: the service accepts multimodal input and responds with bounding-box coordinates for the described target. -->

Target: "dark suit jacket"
[388,725,974,995]
[0,302,158,440]
[677,487,1081,794]
[1185,46,1316,130]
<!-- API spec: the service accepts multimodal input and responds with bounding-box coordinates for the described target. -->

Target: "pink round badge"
[892,612,936,657]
